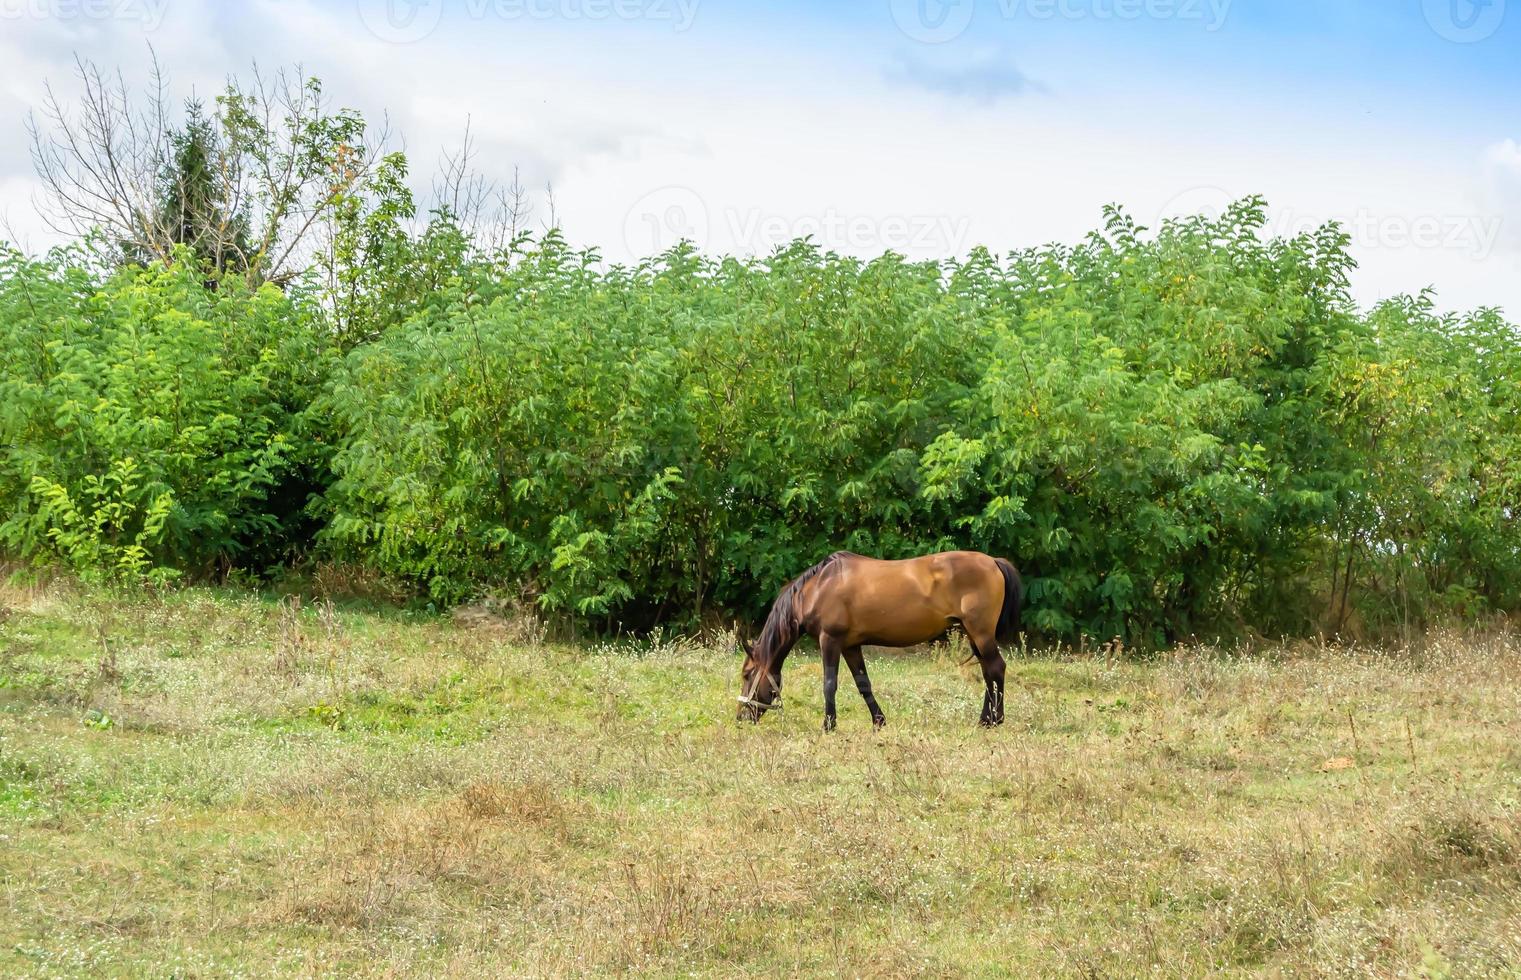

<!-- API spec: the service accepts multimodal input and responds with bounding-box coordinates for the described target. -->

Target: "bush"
[321,202,1520,642]
[0,245,330,581]
[321,234,980,620]
[4,197,1517,644]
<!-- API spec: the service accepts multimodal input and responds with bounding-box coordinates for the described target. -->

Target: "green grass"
[1,580,1518,977]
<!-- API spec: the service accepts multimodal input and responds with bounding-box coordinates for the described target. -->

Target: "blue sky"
[1,0,1517,313]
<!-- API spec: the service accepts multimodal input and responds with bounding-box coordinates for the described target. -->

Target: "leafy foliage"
[140,99,253,279]
[319,201,1518,642]
[0,245,328,581]
[320,236,982,622]
[28,62,381,287]
[3,195,1517,643]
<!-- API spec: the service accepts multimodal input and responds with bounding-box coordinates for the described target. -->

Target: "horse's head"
[736,640,781,722]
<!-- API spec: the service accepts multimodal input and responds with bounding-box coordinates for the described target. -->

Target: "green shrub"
[4,196,1516,644]
[320,203,1520,642]
[0,245,330,581]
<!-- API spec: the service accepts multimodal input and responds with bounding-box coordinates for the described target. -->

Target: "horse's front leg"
[820,634,841,732]
[842,646,885,729]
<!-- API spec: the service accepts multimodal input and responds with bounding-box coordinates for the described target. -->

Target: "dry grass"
[1,580,1518,977]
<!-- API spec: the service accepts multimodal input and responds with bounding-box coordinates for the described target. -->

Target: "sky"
[1,0,1518,314]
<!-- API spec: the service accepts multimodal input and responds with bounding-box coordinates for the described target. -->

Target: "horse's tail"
[994,557,1023,644]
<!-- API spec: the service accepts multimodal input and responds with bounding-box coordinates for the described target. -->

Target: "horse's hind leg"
[821,634,841,733]
[971,632,1005,727]
[842,646,885,729]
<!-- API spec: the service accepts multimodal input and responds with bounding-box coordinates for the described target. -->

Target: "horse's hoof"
[823,717,837,733]
[872,716,886,730]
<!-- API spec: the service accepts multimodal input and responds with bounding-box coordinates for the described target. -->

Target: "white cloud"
[885,45,1044,103]
[1479,138,1521,253]
[0,3,1516,316]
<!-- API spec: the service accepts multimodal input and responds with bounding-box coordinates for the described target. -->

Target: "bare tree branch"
[28,54,391,286]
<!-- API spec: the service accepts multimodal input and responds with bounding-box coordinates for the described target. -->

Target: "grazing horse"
[737,551,1023,730]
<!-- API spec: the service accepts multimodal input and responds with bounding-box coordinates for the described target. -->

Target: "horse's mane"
[753,551,852,664]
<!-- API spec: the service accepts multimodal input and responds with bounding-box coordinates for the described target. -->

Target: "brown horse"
[737,551,1023,730]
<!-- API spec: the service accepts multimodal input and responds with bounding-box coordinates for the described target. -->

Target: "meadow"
[2,577,1518,977]
[5,56,1519,980]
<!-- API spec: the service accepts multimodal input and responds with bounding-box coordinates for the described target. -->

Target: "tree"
[136,99,252,280]
[28,55,387,286]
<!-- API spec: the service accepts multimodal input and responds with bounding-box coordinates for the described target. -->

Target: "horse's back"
[808,551,1003,648]
[845,550,999,597]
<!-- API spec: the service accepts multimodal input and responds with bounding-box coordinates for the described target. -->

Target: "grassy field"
[1,579,1518,977]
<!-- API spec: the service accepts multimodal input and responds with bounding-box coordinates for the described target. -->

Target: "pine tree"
[148,100,252,281]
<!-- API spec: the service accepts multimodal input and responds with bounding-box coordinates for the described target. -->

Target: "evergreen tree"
[149,100,252,281]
